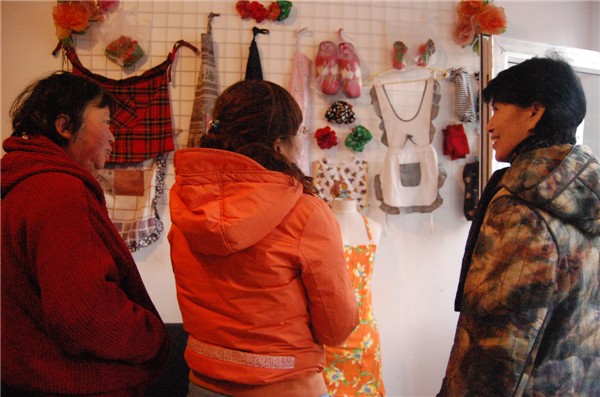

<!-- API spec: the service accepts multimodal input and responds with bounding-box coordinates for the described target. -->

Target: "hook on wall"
[295,27,312,48]
[207,12,220,34]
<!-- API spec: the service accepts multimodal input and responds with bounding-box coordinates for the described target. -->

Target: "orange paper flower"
[452,16,477,47]
[475,3,507,35]
[53,2,91,39]
[52,1,118,44]
[453,0,506,54]
[457,1,485,17]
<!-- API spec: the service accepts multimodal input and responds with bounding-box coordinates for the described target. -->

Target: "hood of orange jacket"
[170,148,303,256]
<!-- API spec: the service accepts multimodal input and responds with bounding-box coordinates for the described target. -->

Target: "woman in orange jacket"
[169,80,359,397]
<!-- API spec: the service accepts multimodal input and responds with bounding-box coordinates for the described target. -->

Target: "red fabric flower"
[265,2,281,21]
[236,1,252,19]
[236,0,291,22]
[247,1,267,23]
[315,126,338,150]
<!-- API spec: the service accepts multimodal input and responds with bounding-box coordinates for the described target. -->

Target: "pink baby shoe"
[339,42,362,98]
[315,41,340,95]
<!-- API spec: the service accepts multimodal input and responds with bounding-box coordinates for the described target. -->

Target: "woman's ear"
[55,114,72,139]
[529,102,546,124]
[273,138,282,153]
[524,102,545,133]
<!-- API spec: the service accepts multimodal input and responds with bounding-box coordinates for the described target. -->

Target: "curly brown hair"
[200,80,316,195]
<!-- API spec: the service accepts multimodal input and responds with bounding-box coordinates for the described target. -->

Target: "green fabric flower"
[345,125,372,152]
[277,1,292,21]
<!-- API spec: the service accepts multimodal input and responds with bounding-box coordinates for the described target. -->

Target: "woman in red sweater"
[1,72,169,396]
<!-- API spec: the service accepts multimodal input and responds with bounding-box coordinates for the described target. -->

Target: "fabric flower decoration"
[52,0,118,46]
[265,2,281,21]
[236,1,253,19]
[345,125,373,152]
[453,0,507,54]
[325,100,356,125]
[276,1,293,21]
[247,1,268,22]
[52,2,92,40]
[236,1,293,23]
[315,126,338,149]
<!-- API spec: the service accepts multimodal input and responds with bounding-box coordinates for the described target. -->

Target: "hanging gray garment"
[448,67,477,123]
[187,18,219,148]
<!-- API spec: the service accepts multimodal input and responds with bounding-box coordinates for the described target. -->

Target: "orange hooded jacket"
[168,148,358,394]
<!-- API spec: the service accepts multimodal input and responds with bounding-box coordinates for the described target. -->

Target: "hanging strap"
[207,12,220,34]
[166,40,200,82]
[361,215,375,245]
[54,40,199,82]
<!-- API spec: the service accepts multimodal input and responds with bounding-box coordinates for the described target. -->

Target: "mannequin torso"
[331,199,381,246]
[324,199,386,395]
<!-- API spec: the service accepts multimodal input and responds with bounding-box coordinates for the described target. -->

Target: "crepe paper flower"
[453,0,507,54]
[345,125,373,152]
[53,2,91,40]
[52,1,117,46]
[236,1,293,23]
[315,126,338,150]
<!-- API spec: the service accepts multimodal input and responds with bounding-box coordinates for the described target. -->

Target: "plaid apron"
[64,40,198,163]
[59,40,198,251]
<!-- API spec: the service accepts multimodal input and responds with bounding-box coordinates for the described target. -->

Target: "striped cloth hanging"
[449,67,477,123]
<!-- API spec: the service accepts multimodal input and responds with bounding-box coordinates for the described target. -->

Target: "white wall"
[2,2,597,396]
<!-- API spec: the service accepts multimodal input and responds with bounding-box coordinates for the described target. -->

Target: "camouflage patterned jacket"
[439,144,600,396]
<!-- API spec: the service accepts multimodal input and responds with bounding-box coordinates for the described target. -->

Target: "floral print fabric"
[313,157,368,210]
[323,218,385,396]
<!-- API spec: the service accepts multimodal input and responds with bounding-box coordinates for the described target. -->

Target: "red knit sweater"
[1,135,169,396]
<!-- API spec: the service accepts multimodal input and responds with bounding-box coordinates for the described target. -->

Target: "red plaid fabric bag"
[61,40,198,163]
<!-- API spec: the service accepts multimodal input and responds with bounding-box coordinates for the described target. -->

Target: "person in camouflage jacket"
[439,57,600,396]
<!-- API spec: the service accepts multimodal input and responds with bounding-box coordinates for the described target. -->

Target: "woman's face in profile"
[487,102,535,162]
[277,132,304,165]
[64,104,115,173]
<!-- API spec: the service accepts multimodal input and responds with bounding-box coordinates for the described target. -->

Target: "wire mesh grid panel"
[64,0,479,208]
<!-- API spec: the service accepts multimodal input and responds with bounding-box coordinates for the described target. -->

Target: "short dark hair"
[10,71,113,147]
[482,56,586,144]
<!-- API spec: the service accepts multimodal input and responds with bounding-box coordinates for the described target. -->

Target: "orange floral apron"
[323,217,385,396]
